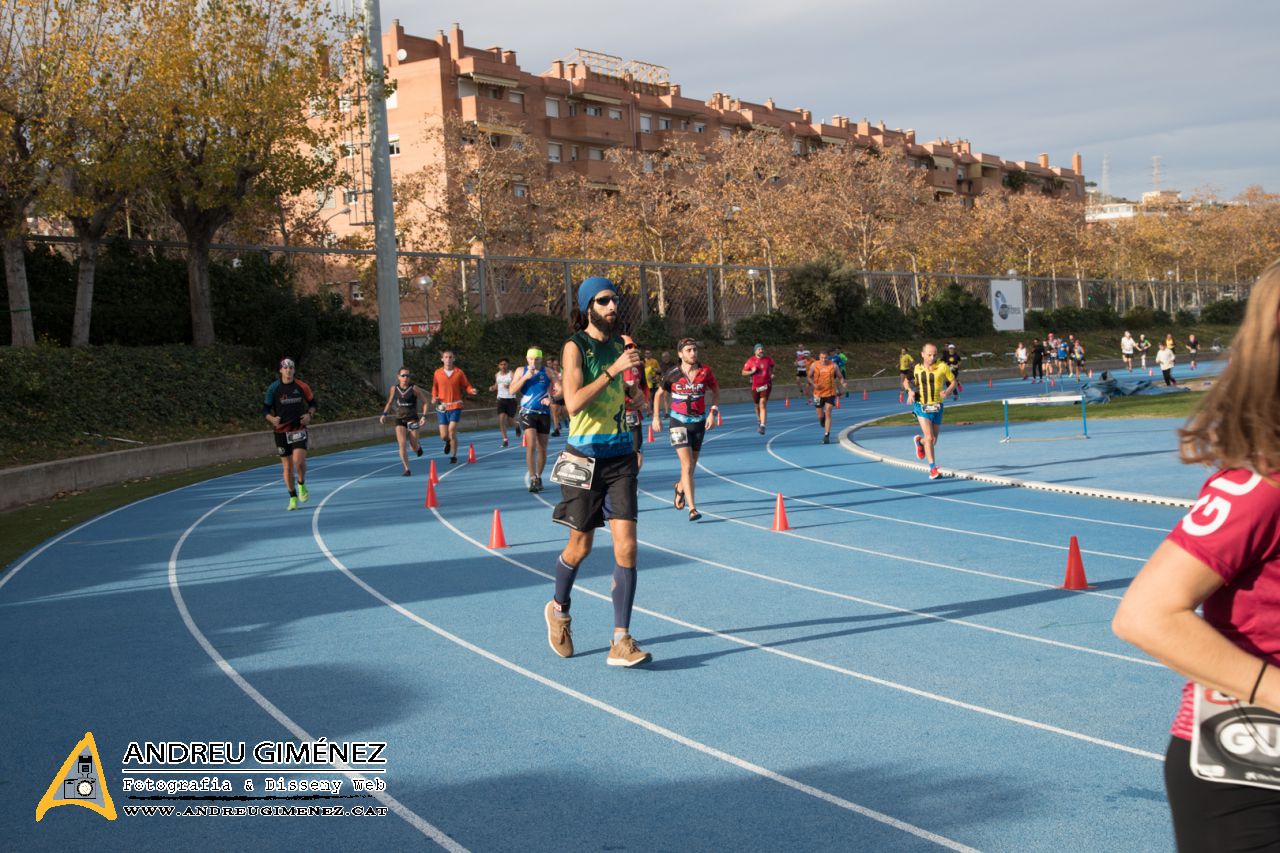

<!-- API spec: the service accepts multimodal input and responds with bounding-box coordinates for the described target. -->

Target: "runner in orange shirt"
[431,350,477,464]
[807,349,847,444]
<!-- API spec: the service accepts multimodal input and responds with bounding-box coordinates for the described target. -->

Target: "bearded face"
[588,304,616,334]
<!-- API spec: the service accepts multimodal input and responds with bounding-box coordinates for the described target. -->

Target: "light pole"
[319,207,351,297]
[415,274,433,345]
[747,268,759,315]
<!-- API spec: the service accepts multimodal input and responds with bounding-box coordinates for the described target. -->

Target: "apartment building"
[327,20,1086,237]
[321,21,1086,332]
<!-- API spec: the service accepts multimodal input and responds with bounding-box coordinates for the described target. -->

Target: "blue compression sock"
[553,556,579,613]
[611,564,637,633]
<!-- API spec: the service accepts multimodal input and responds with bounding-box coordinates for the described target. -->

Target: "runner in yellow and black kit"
[903,343,957,480]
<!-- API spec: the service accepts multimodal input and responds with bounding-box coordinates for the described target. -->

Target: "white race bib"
[1191,683,1280,790]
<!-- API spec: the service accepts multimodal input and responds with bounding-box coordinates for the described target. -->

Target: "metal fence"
[21,236,1250,340]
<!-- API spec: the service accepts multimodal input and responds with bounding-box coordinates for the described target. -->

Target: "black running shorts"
[669,420,707,453]
[274,429,308,456]
[552,451,638,531]
[496,398,517,417]
[518,410,551,435]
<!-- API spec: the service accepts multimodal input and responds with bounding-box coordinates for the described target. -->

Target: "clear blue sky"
[379,0,1277,201]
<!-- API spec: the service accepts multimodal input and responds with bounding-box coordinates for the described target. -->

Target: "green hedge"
[0,241,378,356]
[0,342,381,467]
[1200,298,1247,325]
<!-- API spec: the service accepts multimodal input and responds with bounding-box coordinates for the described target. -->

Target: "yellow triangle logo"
[35,732,117,822]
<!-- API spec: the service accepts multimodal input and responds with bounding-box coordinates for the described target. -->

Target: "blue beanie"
[577,276,616,314]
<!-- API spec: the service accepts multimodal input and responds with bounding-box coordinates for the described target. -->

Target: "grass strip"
[872,390,1206,427]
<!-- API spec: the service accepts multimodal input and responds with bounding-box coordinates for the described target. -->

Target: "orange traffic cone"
[488,509,508,548]
[1088,369,1093,379]
[1049,377,1056,388]
[771,493,791,531]
[1061,535,1090,590]
[1148,367,1154,377]
[425,479,438,509]
[785,397,790,408]
[467,443,477,463]
[429,459,439,485]
[987,378,993,389]
[862,389,868,401]
[647,421,655,443]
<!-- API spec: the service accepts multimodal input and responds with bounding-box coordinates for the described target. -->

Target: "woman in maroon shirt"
[1114,258,1280,851]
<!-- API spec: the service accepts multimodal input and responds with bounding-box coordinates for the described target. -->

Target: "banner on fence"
[990,279,1024,331]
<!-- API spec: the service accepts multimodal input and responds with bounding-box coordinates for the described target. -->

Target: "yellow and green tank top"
[566,331,632,459]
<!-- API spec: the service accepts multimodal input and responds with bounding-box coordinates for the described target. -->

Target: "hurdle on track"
[1001,393,1089,443]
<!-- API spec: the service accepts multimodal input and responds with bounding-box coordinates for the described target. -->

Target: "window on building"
[658,117,671,130]
[388,135,400,156]
[339,95,351,114]
[488,86,503,99]
[588,147,604,160]
[639,114,652,133]
[307,97,323,118]
[545,97,560,117]
[513,183,529,198]
[508,91,524,105]
[386,89,397,109]
[720,128,732,141]
[956,166,966,180]
[547,142,562,163]
[608,108,623,121]
[792,140,804,155]
[351,282,364,302]
[339,142,354,159]
[585,104,602,117]
[643,156,654,174]
[343,188,359,205]
[569,145,579,161]
[568,102,579,116]
[694,122,706,134]
[316,188,335,209]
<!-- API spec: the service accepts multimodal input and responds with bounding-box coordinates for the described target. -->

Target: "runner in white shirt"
[1120,331,1136,373]
[490,358,517,447]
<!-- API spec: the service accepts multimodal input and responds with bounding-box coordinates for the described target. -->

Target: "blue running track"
[0,363,1218,851]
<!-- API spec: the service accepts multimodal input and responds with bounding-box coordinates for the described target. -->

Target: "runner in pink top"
[741,343,775,435]
[1113,258,1280,851]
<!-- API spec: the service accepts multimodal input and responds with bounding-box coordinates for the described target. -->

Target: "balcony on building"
[460,94,527,130]
[550,158,617,184]
[545,113,629,145]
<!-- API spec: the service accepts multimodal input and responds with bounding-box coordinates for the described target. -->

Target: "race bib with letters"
[549,452,596,489]
[286,429,308,443]
[1191,684,1280,790]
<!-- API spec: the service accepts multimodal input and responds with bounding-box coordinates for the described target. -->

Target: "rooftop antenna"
[1100,154,1111,201]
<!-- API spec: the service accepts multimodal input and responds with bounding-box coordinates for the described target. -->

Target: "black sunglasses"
[594,295,618,306]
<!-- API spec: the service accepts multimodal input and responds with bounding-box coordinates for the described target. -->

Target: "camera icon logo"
[36,733,117,822]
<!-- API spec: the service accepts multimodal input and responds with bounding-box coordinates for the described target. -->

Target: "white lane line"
[167,463,468,851]
[532,489,1155,668]
[312,469,980,851]
[0,450,386,597]
[765,431,1170,532]
[695,426,1147,564]
[402,462,1159,761]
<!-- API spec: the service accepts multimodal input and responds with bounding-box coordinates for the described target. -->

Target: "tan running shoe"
[607,633,652,667]
[544,601,573,658]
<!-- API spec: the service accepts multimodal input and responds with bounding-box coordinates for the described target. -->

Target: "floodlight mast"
[363,0,401,391]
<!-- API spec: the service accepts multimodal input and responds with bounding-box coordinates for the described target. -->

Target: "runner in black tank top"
[380,367,428,476]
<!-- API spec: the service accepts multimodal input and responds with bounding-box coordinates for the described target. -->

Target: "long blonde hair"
[1180,258,1280,470]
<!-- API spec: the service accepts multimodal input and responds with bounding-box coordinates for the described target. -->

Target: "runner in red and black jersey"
[653,337,720,521]
[263,357,317,511]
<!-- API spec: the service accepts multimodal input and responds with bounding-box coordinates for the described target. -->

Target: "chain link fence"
[18,236,1249,344]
